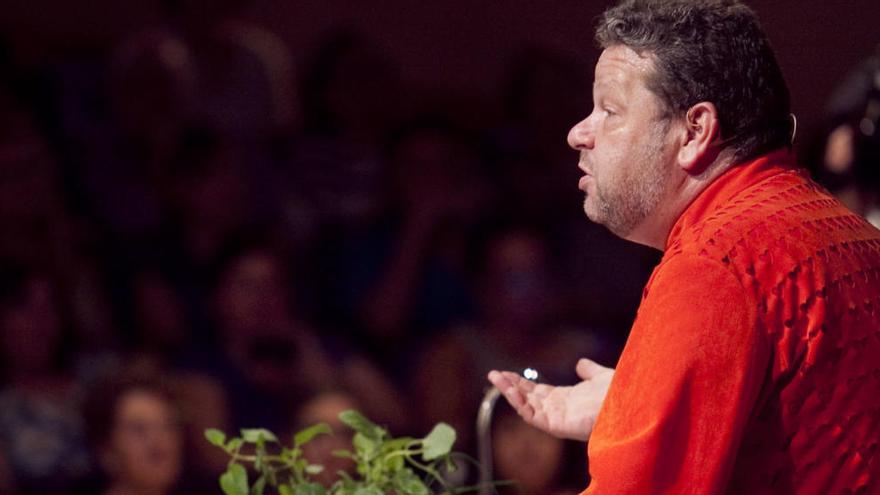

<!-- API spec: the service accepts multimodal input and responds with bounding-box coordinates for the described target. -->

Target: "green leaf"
[279,485,293,495]
[338,410,385,440]
[219,463,248,495]
[226,438,244,453]
[352,487,383,495]
[384,454,404,471]
[444,455,457,473]
[422,423,456,461]
[295,482,328,495]
[294,422,333,447]
[205,428,227,448]
[330,484,350,495]
[242,428,279,443]
[331,449,354,459]
[394,470,429,495]
[281,447,301,461]
[352,433,377,460]
[305,464,325,475]
[251,475,267,495]
[378,437,414,453]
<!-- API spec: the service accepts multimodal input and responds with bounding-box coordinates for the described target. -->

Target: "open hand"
[487,358,614,442]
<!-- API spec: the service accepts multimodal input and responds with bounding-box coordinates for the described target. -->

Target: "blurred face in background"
[482,232,555,329]
[215,249,289,334]
[214,249,316,394]
[101,389,183,494]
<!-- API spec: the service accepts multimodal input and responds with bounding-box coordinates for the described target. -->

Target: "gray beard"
[590,124,669,238]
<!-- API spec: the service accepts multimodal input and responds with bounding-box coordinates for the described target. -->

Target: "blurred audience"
[0,10,706,493]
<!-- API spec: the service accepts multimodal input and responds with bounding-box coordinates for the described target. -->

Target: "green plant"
[205,410,486,495]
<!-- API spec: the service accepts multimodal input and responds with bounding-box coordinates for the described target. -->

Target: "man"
[488,1,880,493]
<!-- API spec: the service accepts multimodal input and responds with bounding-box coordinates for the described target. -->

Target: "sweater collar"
[665,148,798,250]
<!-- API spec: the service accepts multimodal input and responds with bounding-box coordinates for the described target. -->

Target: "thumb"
[576,358,608,381]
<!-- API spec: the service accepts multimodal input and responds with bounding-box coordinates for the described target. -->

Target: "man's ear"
[676,102,721,174]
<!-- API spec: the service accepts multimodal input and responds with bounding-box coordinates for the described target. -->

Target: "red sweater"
[584,150,880,494]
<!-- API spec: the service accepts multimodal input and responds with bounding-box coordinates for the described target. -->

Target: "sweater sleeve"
[584,254,769,495]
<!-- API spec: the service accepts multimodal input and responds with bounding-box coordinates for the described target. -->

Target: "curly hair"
[596,0,792,162]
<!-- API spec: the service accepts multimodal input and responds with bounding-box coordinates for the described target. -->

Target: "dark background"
[3,0,879,141]
[0,1,878,494]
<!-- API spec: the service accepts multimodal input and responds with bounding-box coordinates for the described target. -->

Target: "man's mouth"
[578,175,592,191]
[578,161,593,191]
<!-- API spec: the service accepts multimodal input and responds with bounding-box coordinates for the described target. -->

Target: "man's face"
[567,45,675,238]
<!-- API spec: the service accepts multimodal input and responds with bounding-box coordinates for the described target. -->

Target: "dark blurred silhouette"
[318,116,491,376]
[0,263,90,494]
[412,226,615,472]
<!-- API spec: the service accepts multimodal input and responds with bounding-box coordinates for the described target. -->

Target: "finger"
[575,358,610,381]
[488,370,535,395]
[490,371,538,419]
[488,371,527,409]
[487,370,511,390]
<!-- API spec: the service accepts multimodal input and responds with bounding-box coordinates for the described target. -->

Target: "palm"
[487,359,614,442]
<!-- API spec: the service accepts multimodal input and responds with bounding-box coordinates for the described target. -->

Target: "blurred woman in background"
[83,373,184,495]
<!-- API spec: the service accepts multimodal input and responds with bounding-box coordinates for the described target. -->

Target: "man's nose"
[567,116,595,151]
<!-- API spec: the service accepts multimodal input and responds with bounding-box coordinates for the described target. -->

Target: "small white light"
[523,368,539,381]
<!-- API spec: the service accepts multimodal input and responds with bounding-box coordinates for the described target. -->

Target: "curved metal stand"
[475,368,539,495]
[476,387,501,495]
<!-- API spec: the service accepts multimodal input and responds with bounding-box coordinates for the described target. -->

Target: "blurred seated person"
[324,117,490,374]
[412,227,613,452]
[183,241,409,433]
[0,261,90,493]
[83,372,184,495]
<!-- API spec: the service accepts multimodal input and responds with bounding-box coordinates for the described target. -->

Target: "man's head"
[569,0,792,245]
